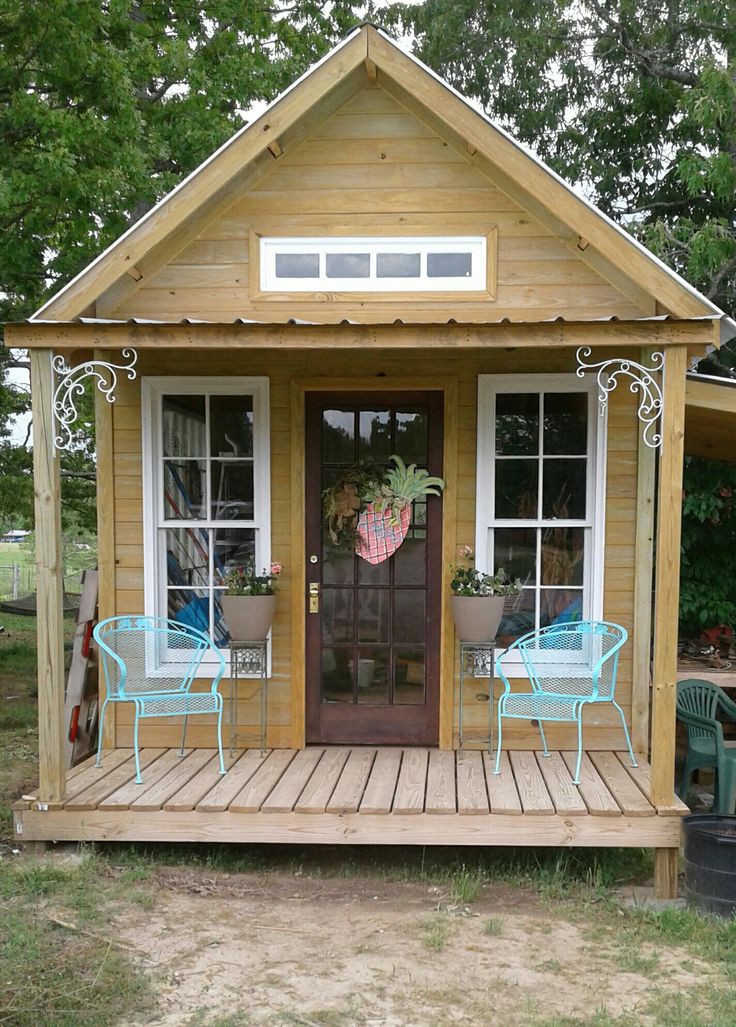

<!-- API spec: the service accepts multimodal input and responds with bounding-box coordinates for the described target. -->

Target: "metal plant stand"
[458,640,496,751]
[228,639,269,754]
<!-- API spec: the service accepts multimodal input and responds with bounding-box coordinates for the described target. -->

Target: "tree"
[0,0,362,530]
[385,0,736,326]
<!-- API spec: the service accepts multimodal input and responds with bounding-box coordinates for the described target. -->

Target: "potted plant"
[450,546,521,642]
[221,561,282,641]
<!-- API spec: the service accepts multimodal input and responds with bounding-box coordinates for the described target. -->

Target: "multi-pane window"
[475,375,604,650]
[142,378,270,661]
[260,236,487,292]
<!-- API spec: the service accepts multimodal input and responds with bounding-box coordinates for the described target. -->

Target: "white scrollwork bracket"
[575,347,665,449]
[52,349,138,453]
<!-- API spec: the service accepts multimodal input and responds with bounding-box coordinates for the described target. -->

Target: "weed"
[422,915,450,951]
[615,946,659,975]
[483,915,504,936]
[451,865,483,904]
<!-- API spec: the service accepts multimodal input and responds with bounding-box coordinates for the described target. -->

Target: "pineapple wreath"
[323,456,445,565]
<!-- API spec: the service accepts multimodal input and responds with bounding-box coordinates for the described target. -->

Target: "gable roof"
[32,24,735,340]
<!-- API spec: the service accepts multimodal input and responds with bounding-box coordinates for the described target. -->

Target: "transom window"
[475,374,605,650]
[260,236,487,292]
[142,377,270,663]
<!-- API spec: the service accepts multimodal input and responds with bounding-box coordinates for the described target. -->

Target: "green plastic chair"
[676,678,736,815]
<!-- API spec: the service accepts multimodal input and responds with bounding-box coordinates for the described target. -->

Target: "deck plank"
[509,751,555,814]
[163,751,240,812]
[614,752,689,816]
[229,749,297,813]
[456,750,489,814]
[52,749,133,809]
[561,752,622,816]
[196,750,270,812]
[295,748,350,813]
[129,750,215,812]
[261,749,324,813]
[326,749,376,814]
[65,750,167,812]
[425,749,456,814]
[588,752,654,816]
[535,752,588,816]
[100,750,195,810]
[483,751,522,814]
[359,749,402,815]
[393,749,430,815]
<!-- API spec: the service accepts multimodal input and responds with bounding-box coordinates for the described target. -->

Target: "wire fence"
[0,563,89,600]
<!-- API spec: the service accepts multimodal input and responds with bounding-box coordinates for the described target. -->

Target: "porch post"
[30,348,66,802]
[94,349,117,747]
[650,343,687,898]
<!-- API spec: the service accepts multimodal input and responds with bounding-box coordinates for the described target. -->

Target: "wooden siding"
[104,86,646,324]
[108,346,639,753]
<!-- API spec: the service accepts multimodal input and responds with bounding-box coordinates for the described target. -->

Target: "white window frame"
[142,376,271,676]
[475,373,607,672]
[259,235,487,292]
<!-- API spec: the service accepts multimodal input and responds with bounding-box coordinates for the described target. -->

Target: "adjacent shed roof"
[28,24,734,340]
[685,373,736,462]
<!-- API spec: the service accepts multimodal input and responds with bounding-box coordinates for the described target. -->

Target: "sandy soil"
[111,867,708,1027]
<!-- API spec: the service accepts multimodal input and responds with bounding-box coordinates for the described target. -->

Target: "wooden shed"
[10,25,736,896]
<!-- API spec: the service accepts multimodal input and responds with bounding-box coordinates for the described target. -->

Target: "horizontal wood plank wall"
[105,86,645,324]
[109,346,638,753]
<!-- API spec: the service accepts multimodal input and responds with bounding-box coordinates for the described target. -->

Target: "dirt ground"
[99,865,709,1027]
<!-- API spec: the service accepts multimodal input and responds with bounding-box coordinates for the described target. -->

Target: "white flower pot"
[451,595,506,642]
[221,595,276,641]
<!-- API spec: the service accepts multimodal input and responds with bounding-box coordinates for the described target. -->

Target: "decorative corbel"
[51,349,138,453]
[575,347,664,449]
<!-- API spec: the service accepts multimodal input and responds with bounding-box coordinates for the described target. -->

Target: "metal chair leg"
[537,719,550,756]
[179,714,189,757]
[216,702,225,775]
[493,701,504,775]
[573,711,584,784]
[133,712,143,784]
[612,700,638,768]
[95,698,109,768]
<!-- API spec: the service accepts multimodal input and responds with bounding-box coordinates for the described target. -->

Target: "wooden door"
[305,392,444,745]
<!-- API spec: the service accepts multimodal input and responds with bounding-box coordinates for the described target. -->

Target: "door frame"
[289,376,458,750]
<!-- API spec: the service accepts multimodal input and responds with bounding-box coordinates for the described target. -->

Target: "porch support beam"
[631,347,656,756]
[30,349,66,803]
[8,318,717,353]
[651,343,687,899]
[94,349,117,747]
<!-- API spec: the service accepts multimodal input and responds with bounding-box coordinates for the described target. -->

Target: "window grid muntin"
[260,236,487,292]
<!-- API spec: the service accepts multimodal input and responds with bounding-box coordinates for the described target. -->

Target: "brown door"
[305,391,444,746]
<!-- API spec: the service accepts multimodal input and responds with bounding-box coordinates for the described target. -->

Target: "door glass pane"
[162,395,206,457]
[164,460,206,519]
[493,527,536,584]
[495,460,538,518]
[497,588,535,645]
[356,648,389,704]
[322,590,354,644]
[358,589,390,643]
[210,396,254,457]
[377,252,420,278]
[322,648,353,702]
[211,460,254,520]
[394,590,425,644]
[394,649,425,703]
[542,458,586,519]
[495,394,538,456]
[541,527,584,586]
[395,411,428,464]
[322,533,355,585]
[543,393,587,455]
[540,588,583,627]
[326,252,370,278]
[165,527,209,588]
[394,536,426,585]
[358,557,390,585]
[359,410,391,462]
[323,411,355,464]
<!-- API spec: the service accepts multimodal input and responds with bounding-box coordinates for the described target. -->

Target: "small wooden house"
[11,26,735,896]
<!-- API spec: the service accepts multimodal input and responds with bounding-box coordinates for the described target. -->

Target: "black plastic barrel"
[683,814,736,917]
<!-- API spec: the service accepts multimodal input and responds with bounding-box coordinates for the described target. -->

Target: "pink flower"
[460,545,474,560]
[270,562,282,576]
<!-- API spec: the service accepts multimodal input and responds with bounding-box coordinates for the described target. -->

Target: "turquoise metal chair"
[493,621,634,784]
[94,615,226,784]
[676,678,736,815]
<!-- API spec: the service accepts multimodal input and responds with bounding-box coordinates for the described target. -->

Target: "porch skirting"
[14,747,686,849]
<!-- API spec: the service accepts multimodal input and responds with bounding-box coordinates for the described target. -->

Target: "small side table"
[228,639,269,754]
[458,640,496,751]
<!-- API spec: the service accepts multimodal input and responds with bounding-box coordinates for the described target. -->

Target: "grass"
[421,914,451,951]
[450,864,483,904]
[483,915,504,936]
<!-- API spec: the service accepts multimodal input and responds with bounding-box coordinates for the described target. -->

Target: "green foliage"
[680,456,736,633]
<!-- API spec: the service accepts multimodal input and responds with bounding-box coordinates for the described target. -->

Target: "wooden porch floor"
[14,747,687,848]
